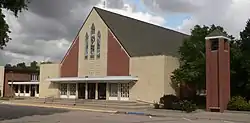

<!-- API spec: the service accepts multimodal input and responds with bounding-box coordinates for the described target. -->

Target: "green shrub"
[227,96,250,111]
[159,95,197,113]
[159,95,179,109]
[181,100,197,113]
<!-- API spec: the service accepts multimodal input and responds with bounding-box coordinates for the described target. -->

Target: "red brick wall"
[206,38,230,112]
[107,30,130,76]
[60,36,79,77]
[218,38,230,111]
[4,72,32,97]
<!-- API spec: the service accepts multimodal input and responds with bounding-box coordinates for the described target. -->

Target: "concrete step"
[42,101,152,109]
[75,101,148,106]
[12,98,153,109]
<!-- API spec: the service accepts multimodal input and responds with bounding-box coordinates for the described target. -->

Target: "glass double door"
[120,83,129,100]
[109,83,129,100]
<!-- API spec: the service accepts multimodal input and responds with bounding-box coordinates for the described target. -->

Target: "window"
[25,85,29,93]
[20,85,24,93]
[90,23,95,59]
[69,84,76,95]
[60,84,67,95]
[96,31,101,59]
[109,83,118,97]
[211,39,219,51]
[121,83,129,97]
[31,74,38,81]
[85,33,89,59]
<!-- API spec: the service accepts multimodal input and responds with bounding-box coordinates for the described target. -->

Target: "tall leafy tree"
[171,25,234,95]
[16,62,26,69]
[0,0,29,49]
[30,61,38,70]
[238,19,250,99]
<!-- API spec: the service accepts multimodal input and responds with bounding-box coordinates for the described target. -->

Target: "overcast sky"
[0,0,250,66]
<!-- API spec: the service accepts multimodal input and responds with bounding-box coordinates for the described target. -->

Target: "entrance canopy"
[8,81,39,85]
[47,76,138,83]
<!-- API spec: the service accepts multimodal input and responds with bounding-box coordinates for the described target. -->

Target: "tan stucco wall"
[39,64,60,98]
[0,66,4,97]
[78,9,108,77]
[129,55,179,103]
[164,56,179,95]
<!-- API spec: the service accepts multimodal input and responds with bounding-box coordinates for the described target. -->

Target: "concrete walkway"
[1,100,250,123]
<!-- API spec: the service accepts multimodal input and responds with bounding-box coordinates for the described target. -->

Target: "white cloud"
[96,1,166,26]
[174,0,250,38]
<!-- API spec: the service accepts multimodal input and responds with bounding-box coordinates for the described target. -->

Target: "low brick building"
[0,67,39,98]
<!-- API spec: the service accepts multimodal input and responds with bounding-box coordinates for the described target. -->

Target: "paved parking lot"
[0,104,245,123]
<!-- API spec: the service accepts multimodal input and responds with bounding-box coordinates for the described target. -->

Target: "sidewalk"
[1,100,250,123]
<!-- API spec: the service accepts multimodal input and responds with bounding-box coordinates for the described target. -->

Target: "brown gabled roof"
[94,7,189,57]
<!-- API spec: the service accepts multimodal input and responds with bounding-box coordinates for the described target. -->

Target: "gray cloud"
[142,0,204,13]
[106,0,124,9]
[2,0,130,65]
[142,0,247,37]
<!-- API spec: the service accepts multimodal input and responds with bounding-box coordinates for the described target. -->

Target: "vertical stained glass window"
[97,31,101,59]
[90,23,95,59]
[84,33,89,59]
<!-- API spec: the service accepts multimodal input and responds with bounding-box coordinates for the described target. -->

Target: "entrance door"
[88,83,96,99]
[78,83,85,99]
[30,85,36,97]
[120,83,129,101]
[98,83,106,100]
[109,83,118,100]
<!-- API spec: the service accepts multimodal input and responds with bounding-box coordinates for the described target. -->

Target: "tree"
[16,62,26,69]
[171,25,234,96]
[237,19,250,99]
[0,0,29,49]
[4,63,12,68]
[29,61,38,70]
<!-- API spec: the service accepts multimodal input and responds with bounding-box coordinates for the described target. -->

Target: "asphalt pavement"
[0,104,247,123]
[0,104,69,121]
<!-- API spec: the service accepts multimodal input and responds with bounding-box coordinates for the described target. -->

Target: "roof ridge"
[94,7,189,36]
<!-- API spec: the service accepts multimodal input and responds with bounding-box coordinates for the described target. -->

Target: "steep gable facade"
[77,8,130,77]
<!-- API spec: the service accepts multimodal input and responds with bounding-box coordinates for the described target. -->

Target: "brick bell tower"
[205,29,231,113]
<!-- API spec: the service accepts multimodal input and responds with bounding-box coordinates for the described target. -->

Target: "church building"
[39,7,189,103]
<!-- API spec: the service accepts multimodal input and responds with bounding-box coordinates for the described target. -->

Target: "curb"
[2,101,117,113]
[115,111,151,116]
[114,111,166,117]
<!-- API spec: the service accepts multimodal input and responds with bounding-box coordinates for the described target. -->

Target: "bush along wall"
[227,96,250,111]
[155,94,197,113]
